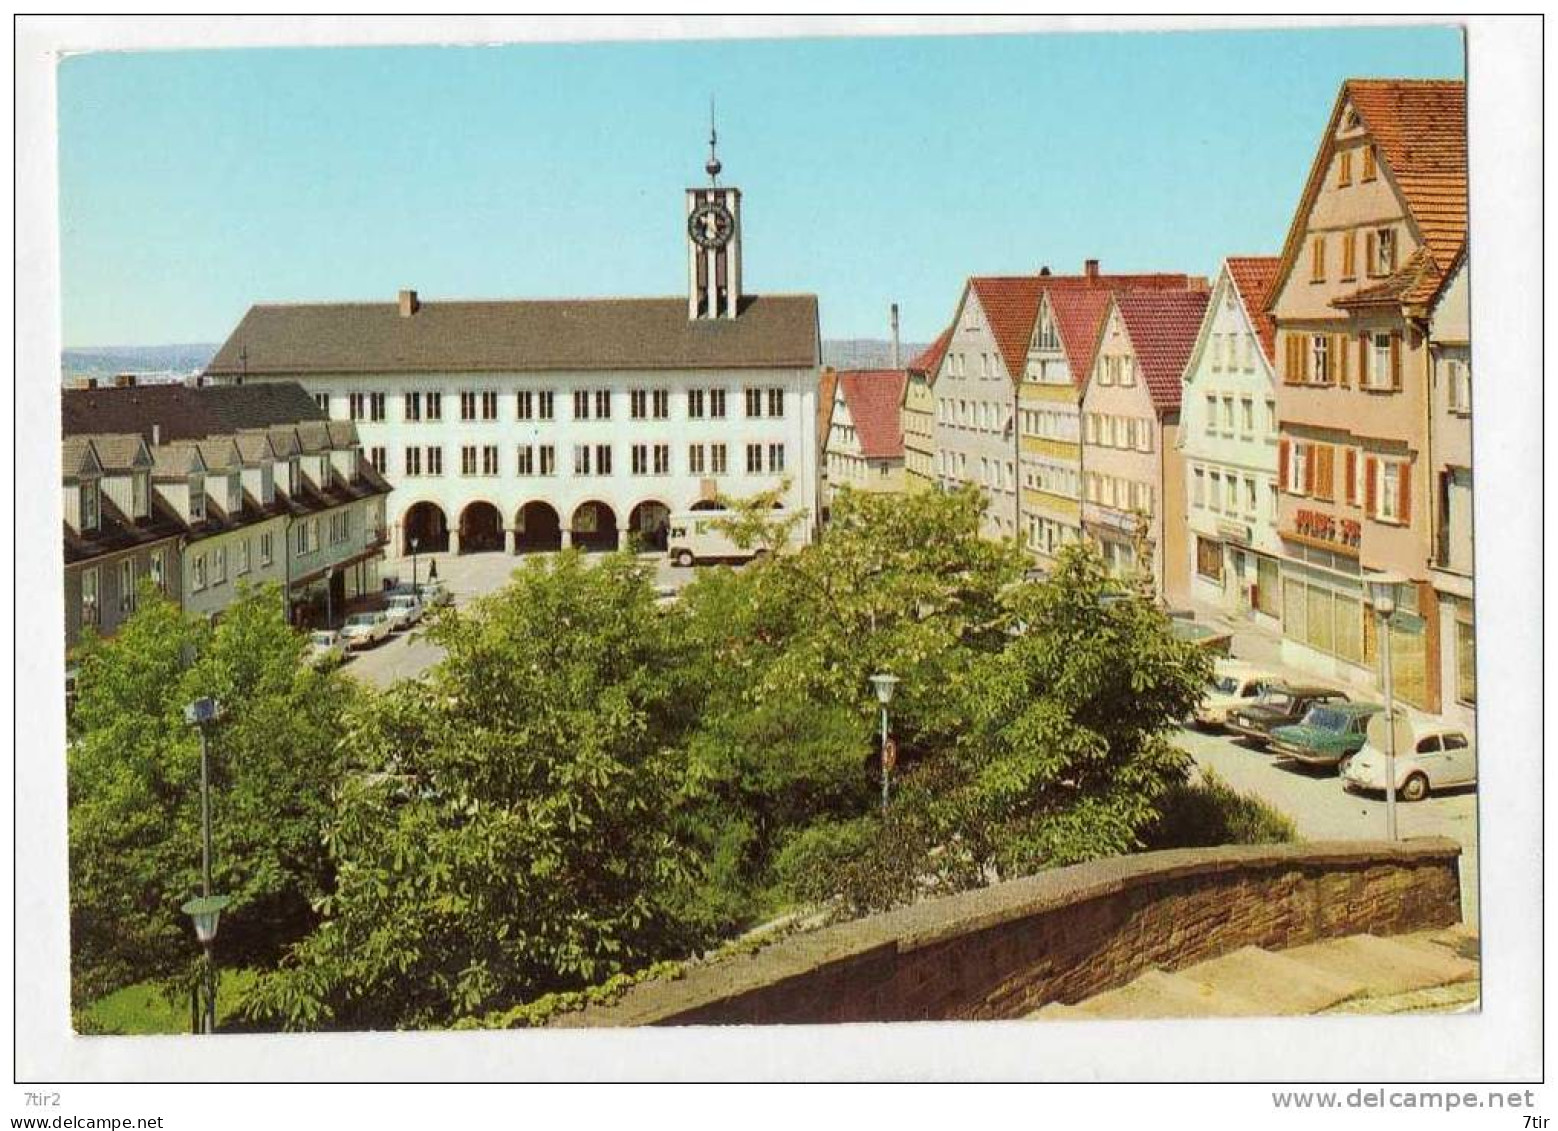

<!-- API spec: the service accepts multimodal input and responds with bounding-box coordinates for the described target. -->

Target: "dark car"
[1269,702,1384,772]
[1225,683,1350,747]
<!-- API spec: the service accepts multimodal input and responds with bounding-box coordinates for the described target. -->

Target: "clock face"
[688,202,734,250]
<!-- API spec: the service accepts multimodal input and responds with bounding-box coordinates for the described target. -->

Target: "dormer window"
[132,471,149,520]
[189,473,206,521]
[80,481,100,532]
[261,464,275,505]
[227,474,242,514]
[288,459,300,496]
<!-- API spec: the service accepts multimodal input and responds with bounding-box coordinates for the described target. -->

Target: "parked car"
[1342,717,1477,801]
[385,593,424,631]
[1194,661,1280,728]
[340,610,392,649]
[1269,701,1384,773]
[1225,682,1350,747]
[305,629,347,668]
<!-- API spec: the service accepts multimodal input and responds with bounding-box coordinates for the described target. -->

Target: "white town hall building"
[203,140,821,558]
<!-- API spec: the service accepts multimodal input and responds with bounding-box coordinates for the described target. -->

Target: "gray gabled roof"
[149,441,208,482]
[62,382,326,442]
[62,437,103,481]
[89,433,153,473]
[204,294,821,377]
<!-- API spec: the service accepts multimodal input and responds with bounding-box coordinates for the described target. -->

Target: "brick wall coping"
[556,837,1461,1027]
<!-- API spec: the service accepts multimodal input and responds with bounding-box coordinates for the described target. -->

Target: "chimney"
[1084,259,1100,280]
[890,303,901,369]
[1039,265,1052,276]
[398,289,420,317]
[114,372,137,388]
[151,423,161,446]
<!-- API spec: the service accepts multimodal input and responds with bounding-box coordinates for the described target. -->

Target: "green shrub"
[1140,770,1297,850]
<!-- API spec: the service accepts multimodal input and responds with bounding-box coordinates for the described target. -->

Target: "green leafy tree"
[67,582,355,1015]
[242,552,713,1030]
[775,544,1214,915]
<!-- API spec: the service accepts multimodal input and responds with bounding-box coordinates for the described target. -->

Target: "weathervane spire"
[705,95,722,183]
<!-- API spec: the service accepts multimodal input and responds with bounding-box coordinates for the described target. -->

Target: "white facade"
[1179,263,1282,625]
[931,287,1021,540]
[293,367,818,556]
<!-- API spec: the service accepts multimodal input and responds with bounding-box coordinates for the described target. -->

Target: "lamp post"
[183,696,227,1034]
[324,564,336,630]
[410,536,420,591]
[1365,570,1408,841]
[869,674,900,815]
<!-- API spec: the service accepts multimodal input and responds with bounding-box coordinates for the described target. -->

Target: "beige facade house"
[902,330,949,495]
[826,369,909,498]
[1267,78,1467,715]
[1079,288,1209,602]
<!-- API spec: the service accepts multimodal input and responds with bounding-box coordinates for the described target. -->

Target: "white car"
[1342,718,1477,801]
[305,629,347,667]
[417,581,453,608]
[340,610,392,650]
[385,594,424,631]
[1193,661,1279,728]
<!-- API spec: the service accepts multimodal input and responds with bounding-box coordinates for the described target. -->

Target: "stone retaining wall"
[557,838,1462,1027]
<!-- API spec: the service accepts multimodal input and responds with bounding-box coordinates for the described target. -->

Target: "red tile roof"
[964,267,1206,385]
[909,326,952,376]
[1113,289,1212,414]
[818,367,840,445]
[1347,79,1467,277]
[969,276,1045,380]
[1224,256,1282,364]
[837,369,909,460]
[1044,287,1115,387]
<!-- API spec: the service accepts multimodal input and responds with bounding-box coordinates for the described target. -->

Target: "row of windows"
[328,386,785,423]
[1023,460,1080,500]
[1334,142,1378,189]
[1086,473,1155,515]
[1206,331,1261,374]
[1282,330,1403,390]
[937,397,1010,432]
[1025,516,1080,556]
[1191,465,1278,523]
[1199,392,1277,439]
[395,442,787,479]
[934,451,1017,493]
[942,352,1003,381]
[1019,407,1079,443]
[1280,439,1412,525]
[190,530,279,592]
[1309,225,1397,285]
[78,552,168,624]
[1085,413,1155,453]
[1095,355,1136,388]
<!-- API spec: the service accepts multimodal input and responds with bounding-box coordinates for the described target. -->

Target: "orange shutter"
[1342,231,1356,278]
[1278,438,1290,488]
[1334,334,1349,386]
[1365,231,1377,276]
[1302,336,1312,383]
[1390,332,1403,389]
[1302,444,1315,494]
[1315,445,1334,501]
[1359,331,1370,386]
[1364,457,1378,514]
[1344,448,1357,505]
[1397,464,1411,524]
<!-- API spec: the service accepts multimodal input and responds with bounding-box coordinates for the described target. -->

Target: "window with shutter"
[1335,334,1349,386]
[1341,231,1356,279]
[1302,444,1315,494]
[1344,449,1357,505]
[1397,465,1411,524]
[1390,333,1403,389]
[1362,144,1377,181]
[1364,457,1378,514]
[1310,236,1325,282]
[1315,445,1334,501]
[1278,438,1290,489]
[1365,231,1377,276]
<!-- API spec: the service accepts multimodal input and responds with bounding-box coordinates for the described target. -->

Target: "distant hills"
[63,339,931,384]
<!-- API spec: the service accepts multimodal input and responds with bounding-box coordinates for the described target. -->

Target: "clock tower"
[687,115,742,320]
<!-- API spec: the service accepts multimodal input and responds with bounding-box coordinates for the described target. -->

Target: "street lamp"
[324,564,336,630]
[869,673,901,815]
[1365,570,1408,841]
[410,536,420,591]
[183,696,228,1034]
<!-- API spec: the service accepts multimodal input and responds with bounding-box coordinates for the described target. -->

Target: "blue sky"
[58,25,1464,347]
